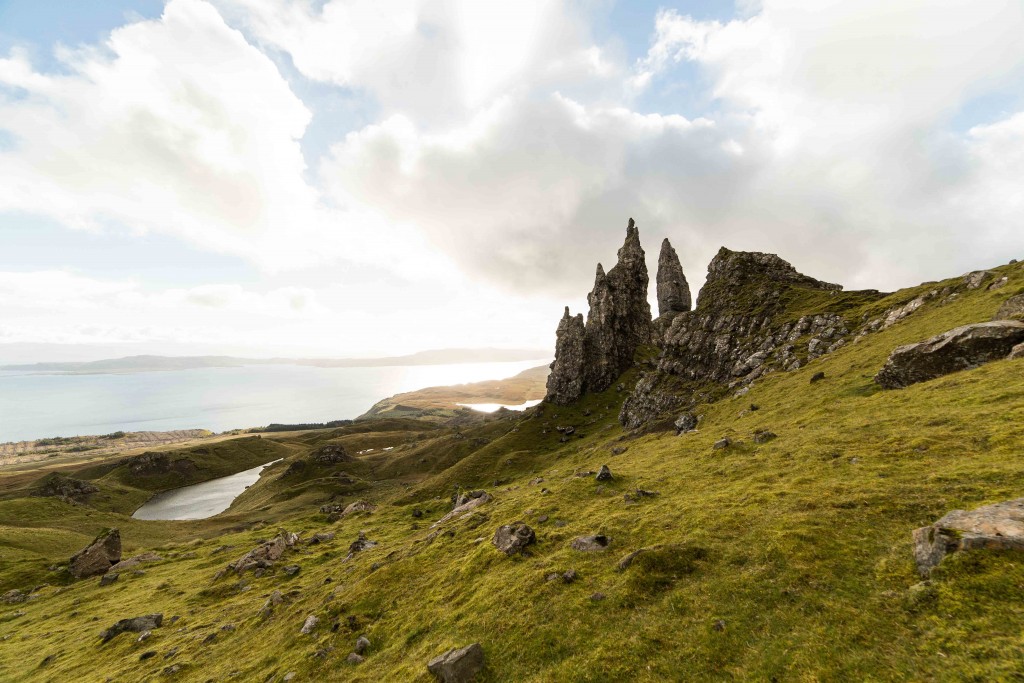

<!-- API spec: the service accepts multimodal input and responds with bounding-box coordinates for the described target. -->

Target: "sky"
[0,0,1022,362]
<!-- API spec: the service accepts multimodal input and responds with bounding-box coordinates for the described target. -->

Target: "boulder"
[1010,343,1024,360]
[570,535,610,552]
[753,430,777,444]
[963,270,993,289]
[875,321,1024,388]
[355,636,370,654]
[300,615,319,635]
[995,293,1024,321]
[69,528,121,579]
[712,438,731,451]
[427,643,485,683]
[674,413,698,434]
[492,522,536,556]
[912,498,1024,577]
[595,465,613,482]
[433,492,492,528]
[100,614,162,643]
[224,530,298,575]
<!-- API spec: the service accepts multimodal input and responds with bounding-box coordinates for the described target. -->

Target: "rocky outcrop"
[545,219,652,404]
[657,238,691,319]
[912,498,1024,577]
[311,444,352,464]
[33,473,98,503]
[996,293,1024,321]
[492,522,536,555]
[221,530,298,576]
[621,248,849,428]
[545,308,585,405]
[100,614,162,643]
[122,452,197,478]
[70,529,121,578]
[427,643,485,683]
[875,321,1024,389]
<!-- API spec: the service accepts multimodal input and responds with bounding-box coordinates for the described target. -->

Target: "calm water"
[132,459,281,521]
[0,360,547,442]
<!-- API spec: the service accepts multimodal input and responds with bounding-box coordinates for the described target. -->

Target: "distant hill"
[0,348,551,375]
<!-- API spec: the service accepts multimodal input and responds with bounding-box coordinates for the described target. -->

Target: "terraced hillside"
[0,256,1023,682]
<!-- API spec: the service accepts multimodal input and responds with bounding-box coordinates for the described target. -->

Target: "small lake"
[132,459,280,521]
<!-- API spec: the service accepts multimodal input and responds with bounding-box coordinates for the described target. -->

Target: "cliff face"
[545,219,653,404]
[620,248,849,428]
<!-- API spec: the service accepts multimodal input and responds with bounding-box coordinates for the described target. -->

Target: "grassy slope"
[1,263,1023,681]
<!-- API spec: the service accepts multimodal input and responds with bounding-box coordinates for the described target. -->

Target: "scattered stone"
[875,321,1024,389]
[712,619,727,632]
[996,293,1024,320]
[492,523,536,556]
[988,276,1009,291]
[590,592,606,601]
[412,509,424,519]
[70,528,122,579]
[306,532,335,545]
[617,548,649,571]
[347,653,364,664]
[912,498,1024,577]
[562,569,578,583]
[39,654,56,667]
[427,643,485,683]
[346,532,378,560]
[963,270,993,289]
[163,663,183,676]
[713,438,731,451]
[1010,343,1024,360]
[611,446,627,455]
[355,635,370,654]
[342,501,377,516]
[537,515,549,523]
[109,552,163,573]
[595,465,613,482]
[283,673,295,682]
[554,520,568,528]
[752,430,777,444]
[570,535,610,552]
[300,615,319,635]
[140,651,157,661]
[432,492,492,528]
[259,591,284,619]
[546,573,560,582]
[138,630,152,643]
[1,589,27,605]
[809,371,826,384]
[283,565,300,576]
[222,530,299,576]
[673,413,698,434]
[100,614,163,643]
[99,573,119,587]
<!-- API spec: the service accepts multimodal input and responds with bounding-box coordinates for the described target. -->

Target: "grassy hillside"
[0,261,1023,681]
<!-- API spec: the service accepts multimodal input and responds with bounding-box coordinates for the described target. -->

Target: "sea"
[0,360,548,443]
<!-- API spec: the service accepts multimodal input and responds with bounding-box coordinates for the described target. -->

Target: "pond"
[131,459,280,521]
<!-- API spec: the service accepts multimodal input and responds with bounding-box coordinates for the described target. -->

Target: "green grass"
[1,260,1024,681]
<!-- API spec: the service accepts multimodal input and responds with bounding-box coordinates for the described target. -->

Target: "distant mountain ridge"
[1,348,551,375]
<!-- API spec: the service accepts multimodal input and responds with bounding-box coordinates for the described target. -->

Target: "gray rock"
[32,473,98,503]
[595,465,613,482]
[432,492,491,528]
[1,589,27,604]
[100,613,162,643]
[657,238,691,318]
[223,530,299,575]
[570,535,610,552]
[70,528,121,579]
[913,498,1024,577]
[310,444,352,464]
[590,592,606,601]
[673,413,698,434]
[996,293,1024,321]
[492,523,536,556]
[109,552,162,573]
[342,501,377,516]
[809,371,826,384]
[300,615,319,635]
[1010,342,1024,360]
[713,438,731,450]
[546,219,653,404]
[98,573,119,587]
[875,321,1024,389]
[355,635,370,654]
[283,565,300,576]
[427,643,485,683]
[562,569,578,583]
[964,270,993,289]
[347,653,364,664]
[753,430,777,444]
[306,532,335,545]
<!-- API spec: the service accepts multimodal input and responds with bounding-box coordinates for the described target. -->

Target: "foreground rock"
[492,523,536,556]
[875,321,1024,388]
[100,614,162,643]
[427,643,485,683]
[222,530,298,576]
[70,528,121,578]
[913,498,1024,577]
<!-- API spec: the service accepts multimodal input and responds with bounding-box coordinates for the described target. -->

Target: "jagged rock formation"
[545,308,585,404]
[875,321,1024,389]
[546,219,653,404]
[621,248,850,428]
[656,238,691,318]
[32,473,99,503]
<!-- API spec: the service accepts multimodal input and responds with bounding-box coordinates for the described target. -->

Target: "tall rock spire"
[656,238,691,318]
[545,307,586,405]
